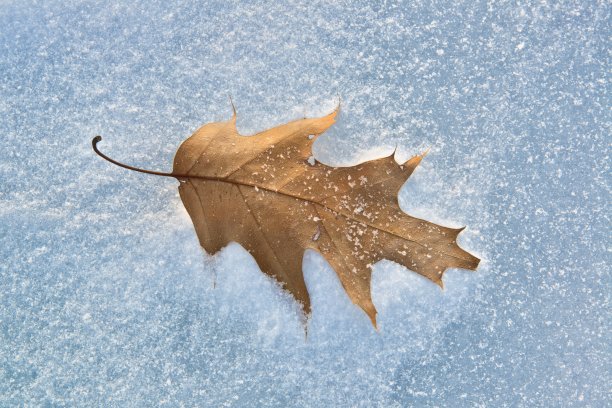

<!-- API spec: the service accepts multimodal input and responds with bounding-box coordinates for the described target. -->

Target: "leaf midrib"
[176,173,473,264]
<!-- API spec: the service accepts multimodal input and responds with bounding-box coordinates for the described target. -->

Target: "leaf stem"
[92,136,185,179]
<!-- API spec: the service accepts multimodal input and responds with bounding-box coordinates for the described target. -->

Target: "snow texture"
[0,0,609,406]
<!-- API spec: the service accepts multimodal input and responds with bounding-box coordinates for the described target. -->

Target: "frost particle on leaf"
[311,225,321,242]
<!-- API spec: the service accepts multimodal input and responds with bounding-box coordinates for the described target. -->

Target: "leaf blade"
[174,108,479,327]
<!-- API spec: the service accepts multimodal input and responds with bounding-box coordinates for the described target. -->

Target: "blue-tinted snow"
[0,0,609,406]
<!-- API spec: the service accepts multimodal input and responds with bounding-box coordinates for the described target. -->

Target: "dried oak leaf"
[93,106,479,327]
[174,107,479,327]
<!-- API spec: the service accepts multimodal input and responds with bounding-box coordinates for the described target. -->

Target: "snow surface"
[0,0,609,406]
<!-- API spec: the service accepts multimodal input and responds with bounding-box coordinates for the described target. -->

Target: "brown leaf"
[172,107,480,327]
